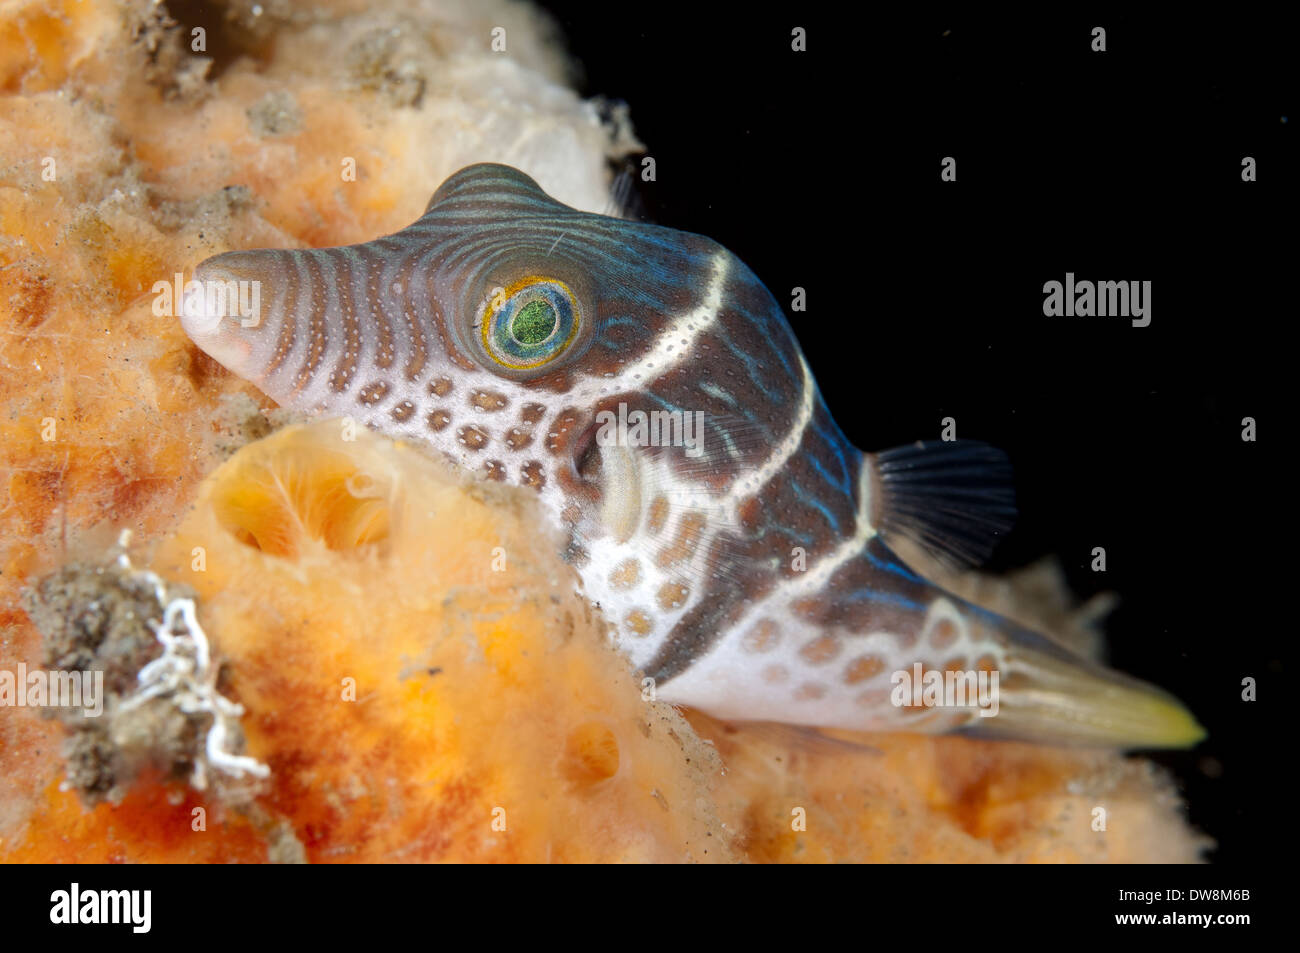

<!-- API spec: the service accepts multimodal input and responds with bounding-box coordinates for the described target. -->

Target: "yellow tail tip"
[962,663,1207,749]
[1133,693,1206,749]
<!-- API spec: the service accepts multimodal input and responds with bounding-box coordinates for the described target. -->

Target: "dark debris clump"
[21,558,261,807]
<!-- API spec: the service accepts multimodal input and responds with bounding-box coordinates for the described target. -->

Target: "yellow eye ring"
[481,275,580,370]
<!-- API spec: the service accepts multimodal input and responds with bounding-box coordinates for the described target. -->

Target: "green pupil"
[510,299,558,345]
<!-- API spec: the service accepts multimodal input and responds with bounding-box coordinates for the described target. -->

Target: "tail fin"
[957,613,1205,748]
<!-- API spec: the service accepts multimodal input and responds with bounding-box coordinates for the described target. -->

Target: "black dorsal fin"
[870,440,1017,570]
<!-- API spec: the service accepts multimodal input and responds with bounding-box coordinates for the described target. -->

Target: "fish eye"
[510,298,558,345]
[481,276,578,369]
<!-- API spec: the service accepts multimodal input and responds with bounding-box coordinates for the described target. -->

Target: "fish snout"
[180,251,277,378]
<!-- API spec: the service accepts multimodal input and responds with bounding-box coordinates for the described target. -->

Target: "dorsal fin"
[869,440,1017,570]
[424,163,564,215]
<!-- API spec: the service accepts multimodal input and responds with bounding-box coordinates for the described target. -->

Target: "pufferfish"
[181,163,1202,748]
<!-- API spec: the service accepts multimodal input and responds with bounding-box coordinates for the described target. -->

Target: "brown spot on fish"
[736,496,762,532]
[457,425,489,450]
[504,426,534,450]
[427,409,452,432]
[930,617,959,649]
[844,655,886,684]
[609,558,641,590]
[646,495,670,536]
[741,618,780,654]
[855,687,892,709]
[483,459,506,481]
[428,377,454,398]
[470,389,509,412]
[545,409,580,454]
[799,636,841,666]
[520,460,546,490]
[390,400,415,423]
[625,609,653,637]
[791,597,821,621]
[655,582,689,611]
[793,682,827,702]
[358,380,390,405]
[655,510,707,569]
[520,402,546,425]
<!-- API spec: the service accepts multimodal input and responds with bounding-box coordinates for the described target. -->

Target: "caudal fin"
[958,618,1205,748]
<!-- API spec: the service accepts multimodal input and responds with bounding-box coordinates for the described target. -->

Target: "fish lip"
[179,261,227,339]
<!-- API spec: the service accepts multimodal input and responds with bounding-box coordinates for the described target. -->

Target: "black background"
[540,2,1292,864]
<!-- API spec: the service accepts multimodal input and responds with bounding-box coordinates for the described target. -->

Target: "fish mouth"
[571,418,603,484]
[180,253,269,382]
